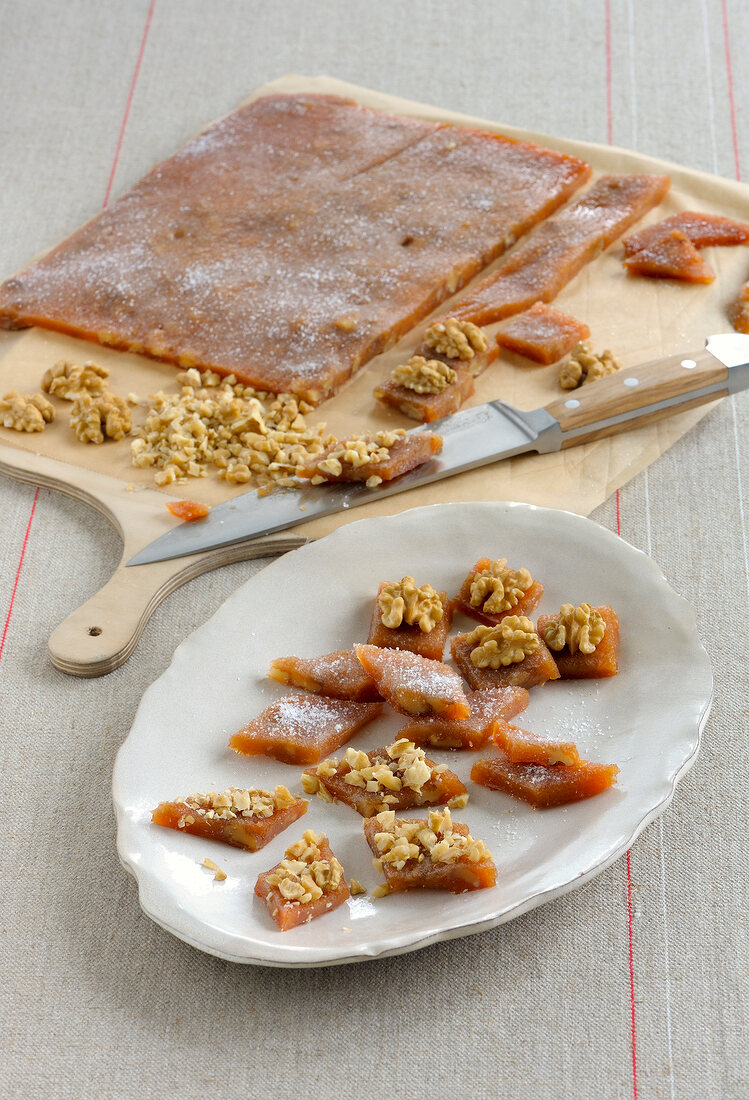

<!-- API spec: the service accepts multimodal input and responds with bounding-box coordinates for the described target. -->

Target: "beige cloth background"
[0,2,747,1098]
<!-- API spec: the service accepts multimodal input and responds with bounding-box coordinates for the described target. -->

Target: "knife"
[127,333,749,566]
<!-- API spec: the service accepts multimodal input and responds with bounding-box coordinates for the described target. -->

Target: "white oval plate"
[114,502,712,967]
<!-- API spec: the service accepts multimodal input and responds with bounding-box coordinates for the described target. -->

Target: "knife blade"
[127,333,749,566]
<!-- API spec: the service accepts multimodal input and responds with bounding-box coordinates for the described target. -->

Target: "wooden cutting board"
[2,74,748,677]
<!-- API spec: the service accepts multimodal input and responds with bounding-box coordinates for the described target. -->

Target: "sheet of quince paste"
[1,73,748,539]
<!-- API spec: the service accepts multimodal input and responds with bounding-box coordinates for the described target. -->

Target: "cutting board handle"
[47,529,307,677]
[48,557,176,677]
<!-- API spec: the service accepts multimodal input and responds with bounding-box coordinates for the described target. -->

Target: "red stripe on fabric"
[604,0,613,144]
[0,489,39,665]
[2,4,154,669]
[102,0,157,208]
[627,850,639,1097]
[606,5,637,1086]
[721,0,742,181]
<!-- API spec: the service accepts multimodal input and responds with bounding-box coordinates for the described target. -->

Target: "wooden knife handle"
[544,348,728,447]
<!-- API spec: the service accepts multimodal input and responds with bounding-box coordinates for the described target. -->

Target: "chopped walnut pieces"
[180,785,295,822]
[202,857,227,881]
[378,576,444,634]
[70,392,132,443]
[320,429,407,473]
[466,616,540,668]
[131,368,333,488]
[0,390,54,432]
[372,808,491,869]
[559,343,622,389]
[265,829,343,903]
[424,318,488,360]
[349,878,367,896]
[301,770,335,803]
[309,739,437,801]
[42,359,110,400]
[390,356,457,394]
[469,558,533,614]
[544,602,606,655]
[353,739,430,794]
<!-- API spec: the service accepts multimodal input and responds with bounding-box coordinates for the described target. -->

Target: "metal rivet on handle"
[623,377,639,387]
[681,359,697,369]
[564,399,581,408]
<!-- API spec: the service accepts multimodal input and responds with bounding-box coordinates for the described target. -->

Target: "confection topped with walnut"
[543,602,606,655]
[466,616,540,668]
[469,558,533,614]
[378,575,444,633]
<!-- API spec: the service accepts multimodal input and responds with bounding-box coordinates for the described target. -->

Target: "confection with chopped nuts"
[298,428,442,487]
[255,829,349,930]
[374,357,476,424]
[364,808,496,895]
[302,738,467,817]
[151,785,307,850]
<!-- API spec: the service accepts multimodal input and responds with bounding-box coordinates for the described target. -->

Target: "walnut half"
[0,390,55,432]
[466,616,540,668]
[424,318,488,360]
[544,603,605,655]
[391,356,457,394]
[378,575,444,634]
[42,359,110,400]
[469,558,533,614]
[559,343,622,389]
[70,392,132,444]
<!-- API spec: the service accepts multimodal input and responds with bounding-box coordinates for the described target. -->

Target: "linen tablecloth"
[1,2,746,1097]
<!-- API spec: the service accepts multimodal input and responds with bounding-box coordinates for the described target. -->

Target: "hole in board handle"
[88,626,102,637]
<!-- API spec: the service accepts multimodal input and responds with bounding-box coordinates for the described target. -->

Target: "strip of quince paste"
[0,94,591,404]
[450,174,670,326]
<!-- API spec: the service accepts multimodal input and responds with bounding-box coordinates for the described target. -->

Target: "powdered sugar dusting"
[0,94,589,402]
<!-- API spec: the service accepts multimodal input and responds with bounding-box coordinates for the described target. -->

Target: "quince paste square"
[355,643,470,719]
[397,685,529,750]
[267,649,381,702]
[230,694,382,765]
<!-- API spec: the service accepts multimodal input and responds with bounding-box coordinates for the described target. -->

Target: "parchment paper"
[2,73,748,539]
